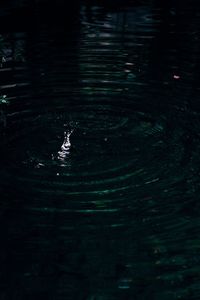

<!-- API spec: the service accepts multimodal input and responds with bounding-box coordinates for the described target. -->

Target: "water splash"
[57,128,74,163]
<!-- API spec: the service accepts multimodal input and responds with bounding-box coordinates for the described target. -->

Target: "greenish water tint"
[0,1,200,299]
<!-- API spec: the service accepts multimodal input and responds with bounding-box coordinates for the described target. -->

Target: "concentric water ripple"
[2,102,196,205]
[1,2,200,299]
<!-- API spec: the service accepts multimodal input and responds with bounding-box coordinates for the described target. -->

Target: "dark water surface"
[0,1,200,299]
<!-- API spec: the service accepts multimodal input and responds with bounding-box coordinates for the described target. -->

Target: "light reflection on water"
[0,1,200,299]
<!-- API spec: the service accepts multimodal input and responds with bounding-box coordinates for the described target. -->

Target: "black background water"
[0,1,200,299]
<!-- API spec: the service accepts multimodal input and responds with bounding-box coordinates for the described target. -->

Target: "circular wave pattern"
[1,3,200,299]
[2,99,197,209]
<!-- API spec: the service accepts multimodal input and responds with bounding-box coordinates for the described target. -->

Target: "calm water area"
[0,1,200,299]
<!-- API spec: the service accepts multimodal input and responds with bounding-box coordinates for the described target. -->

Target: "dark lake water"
[0,1,200,299]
